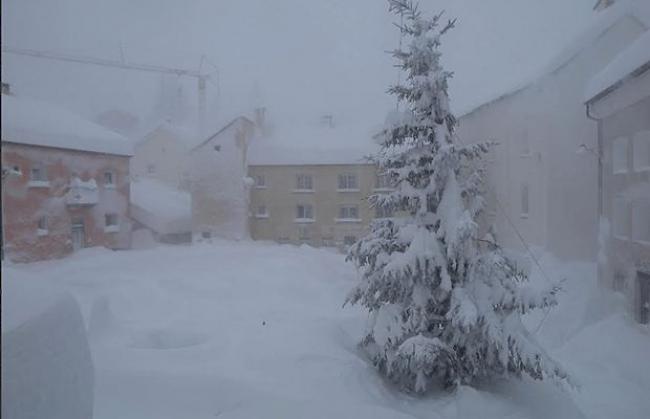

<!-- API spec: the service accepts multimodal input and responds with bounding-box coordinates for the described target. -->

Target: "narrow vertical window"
[104,171,115,187]
[612,137,629,174]
[37,216,48,236]
[633,131,650,172]
[254,175,266,188]
[521,183,529,217]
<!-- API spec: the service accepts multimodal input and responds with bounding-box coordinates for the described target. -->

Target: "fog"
[2,1,649,418]
[3,0,595,129]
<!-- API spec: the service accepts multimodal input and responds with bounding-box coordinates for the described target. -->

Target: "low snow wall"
[1,277,94,419]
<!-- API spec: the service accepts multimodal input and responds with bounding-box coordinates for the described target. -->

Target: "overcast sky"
[1,0,597,133]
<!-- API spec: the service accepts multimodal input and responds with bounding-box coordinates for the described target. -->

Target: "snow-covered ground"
[2,241,649,419]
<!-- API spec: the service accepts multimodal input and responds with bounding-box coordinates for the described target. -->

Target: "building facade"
[586,33,650,323]
[456,3,649,261]
[1,93,132,262]
[191,117,256,240]
[248,163,387,247]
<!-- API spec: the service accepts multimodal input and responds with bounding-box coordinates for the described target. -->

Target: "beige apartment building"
[247,118,384,247]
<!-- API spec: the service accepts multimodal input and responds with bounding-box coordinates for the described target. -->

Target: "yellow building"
[247,117,388,247]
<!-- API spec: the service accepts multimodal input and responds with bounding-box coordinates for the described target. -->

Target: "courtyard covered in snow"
[3,241,649,419]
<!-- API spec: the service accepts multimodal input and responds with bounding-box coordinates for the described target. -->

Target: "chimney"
[1,82,11,95]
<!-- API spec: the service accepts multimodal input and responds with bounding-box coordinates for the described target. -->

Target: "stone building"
[1,91,132,262]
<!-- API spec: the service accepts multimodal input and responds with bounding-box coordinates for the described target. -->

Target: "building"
[1,91,133,262]
[191,116,256,240]
[456,0,649,261]
[585,31,650,323]
[130,121,198,191]
[247,118,385,247]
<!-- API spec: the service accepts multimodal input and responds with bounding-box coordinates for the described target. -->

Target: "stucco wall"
[131,128,191,190]
[457,16,646,261]
[598,92,650,320]
[1,143,131,262]
[248,163,379,247]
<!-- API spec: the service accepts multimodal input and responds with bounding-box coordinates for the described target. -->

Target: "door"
[71,218,86,251]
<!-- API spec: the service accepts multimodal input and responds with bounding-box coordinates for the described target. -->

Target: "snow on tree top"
[1,93,132,156]
[248,119,380,166]
[585,30,650,101]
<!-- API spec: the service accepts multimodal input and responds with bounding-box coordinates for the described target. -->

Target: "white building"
[456,0,650,261]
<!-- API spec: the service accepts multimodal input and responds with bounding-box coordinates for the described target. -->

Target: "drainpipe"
[586,102,603,219]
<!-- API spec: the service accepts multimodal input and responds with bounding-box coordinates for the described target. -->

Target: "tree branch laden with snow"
[345,0,569,393]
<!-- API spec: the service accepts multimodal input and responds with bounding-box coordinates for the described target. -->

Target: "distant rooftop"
[1,93,132,156]
[247,118,380,166]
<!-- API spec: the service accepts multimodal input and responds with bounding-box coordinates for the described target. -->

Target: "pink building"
[1,90,133,262]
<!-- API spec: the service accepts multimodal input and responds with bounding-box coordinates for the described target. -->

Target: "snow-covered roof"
[248,120,379,166]
[460,0,650,116]
[130,178,191,234]
[585,30,650,101]
[1,93,132,156]
[135,120,200,149]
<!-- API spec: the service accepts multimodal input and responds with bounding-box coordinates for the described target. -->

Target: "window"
[376,173,393,189]
[612,196,628,238]
[338,205,359,220]
[256,205,269,218]
[638,272,650,324]
[633,131,650,172]
[296,174,313,191]
[612,137,629,174]
[521,183,529,217]
[632,200,650,243]
[30,165,48,182]
[254,175,266,188]
[37,216,48,236]
[104,213,119,233]
[338,173,358,190]
[344,235,357,246]
[104,171,115,187]
[147,164,156,174]
[296,204,314,220]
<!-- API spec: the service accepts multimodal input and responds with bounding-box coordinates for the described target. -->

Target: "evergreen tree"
[346,0,569,393]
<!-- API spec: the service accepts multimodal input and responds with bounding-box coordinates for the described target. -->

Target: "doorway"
[71,217,86,251]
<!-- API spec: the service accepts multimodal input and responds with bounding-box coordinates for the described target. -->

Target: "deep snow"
[2,241,649,418]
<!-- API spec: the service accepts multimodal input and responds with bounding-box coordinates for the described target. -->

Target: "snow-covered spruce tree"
[345,0,569,393]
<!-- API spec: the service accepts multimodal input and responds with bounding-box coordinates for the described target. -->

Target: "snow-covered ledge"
[337,188,360,193]
[27,180,50,188]
[335,218,362,223]
[104,225,120,233]
[294,218,315,223]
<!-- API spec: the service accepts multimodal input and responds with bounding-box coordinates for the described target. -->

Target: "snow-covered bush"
[346,0,569,393]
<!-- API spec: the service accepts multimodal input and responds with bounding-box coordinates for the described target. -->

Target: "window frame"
[37,215,48,236]
[295,204,314,221]
[633,131,650,173]
[104,170,116,188]
[337,205,360,221]
[295,174,314,192]
[254,174,266,189]
[104,213,120,233]
[338,173,359,191]
[612,136,629,174]
[28,164,49,187]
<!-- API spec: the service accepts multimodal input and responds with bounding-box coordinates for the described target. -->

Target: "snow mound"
[1,272,94,419]
[130,178,191,235]
[1,93,131,156]
[129,329,208,350]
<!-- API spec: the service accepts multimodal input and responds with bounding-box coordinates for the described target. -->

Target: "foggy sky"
[2,0,596,134]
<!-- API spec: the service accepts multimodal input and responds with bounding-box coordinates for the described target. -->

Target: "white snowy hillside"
[3,242,649,419]
[1,93,132,156]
